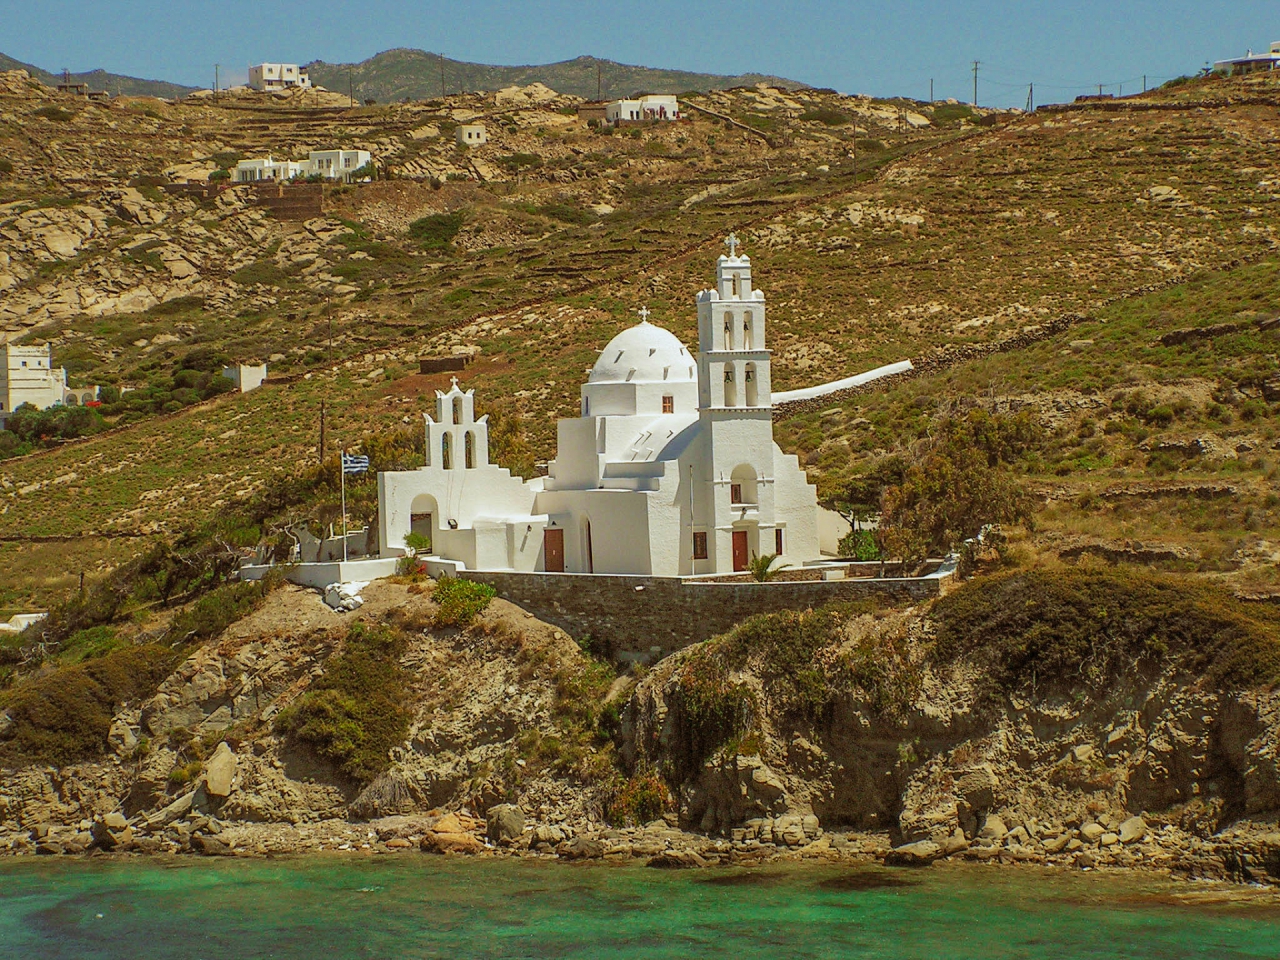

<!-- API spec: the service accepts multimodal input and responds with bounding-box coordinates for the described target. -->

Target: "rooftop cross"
[637,305,651,323]
[450,376,459,389]
[725,233,740,258]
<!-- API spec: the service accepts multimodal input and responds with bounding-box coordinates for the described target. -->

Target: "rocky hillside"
[619,570,1280,881]
[2,568,1277,885]
[306,50,807,103]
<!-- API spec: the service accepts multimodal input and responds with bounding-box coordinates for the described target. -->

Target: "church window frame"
[693,531,708,560]
[775,528,784,555]
[441,432,453,470]
[464,430,476,469]
[662,395,674,414]
[730,484,743,505]
[452,396,463,425]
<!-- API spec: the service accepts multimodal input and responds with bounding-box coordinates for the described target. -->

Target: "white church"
[377,238,823,576]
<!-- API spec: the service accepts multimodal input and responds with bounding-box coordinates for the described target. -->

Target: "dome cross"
[637,305,651,323]
[725,233,740,257]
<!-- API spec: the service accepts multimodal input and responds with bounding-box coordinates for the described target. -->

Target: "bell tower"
[696,234,772,410]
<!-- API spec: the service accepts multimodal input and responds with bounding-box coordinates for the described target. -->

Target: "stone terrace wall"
[461,572,944,662]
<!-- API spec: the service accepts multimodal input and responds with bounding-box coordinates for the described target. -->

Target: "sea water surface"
[0,856,1277,959]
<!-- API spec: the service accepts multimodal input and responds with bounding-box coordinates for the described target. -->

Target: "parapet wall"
[461,571,946,662]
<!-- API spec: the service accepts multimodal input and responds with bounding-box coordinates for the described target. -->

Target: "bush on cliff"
[432,576,496,628]
[275,622,413,784]
[0,644,183,766]
[932,568,1280,696]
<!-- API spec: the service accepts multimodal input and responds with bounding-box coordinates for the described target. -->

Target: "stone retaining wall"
[461,571,947,662]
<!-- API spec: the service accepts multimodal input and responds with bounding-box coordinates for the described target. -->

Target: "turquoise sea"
[0,857,1277,959]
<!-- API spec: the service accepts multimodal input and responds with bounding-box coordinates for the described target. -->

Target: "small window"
[693,532,708,559]
[662,395,674,414]
[730,484,743,505]
[775,529,784,555]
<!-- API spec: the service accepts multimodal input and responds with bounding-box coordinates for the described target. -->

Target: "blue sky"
[0,0,1274,106]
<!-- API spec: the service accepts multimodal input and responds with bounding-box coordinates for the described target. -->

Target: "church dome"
[588,321,695,385]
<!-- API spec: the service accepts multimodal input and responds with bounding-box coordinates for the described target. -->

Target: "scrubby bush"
[666,647,756,779]
[0,644,183,766]
[932,568,1280,697]
[407,211,464,249]
[275,622,413,783]
[0,403,107,457]
[606,771,671,825]
[432,576,495,627]
[799,108,850,126]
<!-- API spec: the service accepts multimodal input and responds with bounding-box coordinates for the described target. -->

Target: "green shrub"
[407,212,464,249]
[0,644,183,766]
[606,771,671,826]
[838,528,881,560]
[667,648,756,779]
[497,153,543,172]
[208,168,230,182]
[799,108,850,126]
[165,577,277,644]
[432,576,495,627]
[231,260,292,286]
[33,105,73,122]
[275,622,413,783]
[721,609,842,718]
[932,568,1280,697]
[0,158,13,176]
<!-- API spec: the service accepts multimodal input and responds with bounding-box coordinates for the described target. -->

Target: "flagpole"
[340,448,348,563]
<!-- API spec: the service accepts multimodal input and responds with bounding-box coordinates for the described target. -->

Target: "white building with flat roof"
[232,156,307,183]
[0,344,96,426]
[232,151,372,183]
[606,94,681,123]
[248,63,311,91]
[378,237,821,576]
[307,149,372,181]
[1213,42,1280,75]
[456,123,488,147]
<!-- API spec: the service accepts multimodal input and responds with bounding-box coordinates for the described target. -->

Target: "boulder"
[107,720,138,755]
[146,791,195,829]
[486,804,525,845]
[557,836,605,860]
[956,766,998,810]
[646,849,706,868]
[938,829,969,856]
[190,835,232,856]
[978,814,1008,841]
[204,743,236,798]
[884,840,941,866]
[1117,816,1147,844]
[421,812,485,855]
[1080,822,1106,843]
[90,812,133,850]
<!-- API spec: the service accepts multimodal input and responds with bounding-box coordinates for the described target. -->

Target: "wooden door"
[544,528,565,573]
[732,530,749,572]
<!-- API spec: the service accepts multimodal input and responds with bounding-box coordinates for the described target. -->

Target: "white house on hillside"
[232,156,308,183]
[378,238,821,576]
[456,123,488,147]
[1213,42,1280,75]
[248,63,312,91]
[232,150,371,183]
[0,344,97,427]
[307,149,372,180]
[606,94,681,123]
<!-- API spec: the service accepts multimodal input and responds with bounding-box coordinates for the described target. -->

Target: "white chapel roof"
[587,321,694,385]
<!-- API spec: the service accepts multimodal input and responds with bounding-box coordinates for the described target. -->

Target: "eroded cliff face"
[0,581,613,851]
[619,608,1280,881]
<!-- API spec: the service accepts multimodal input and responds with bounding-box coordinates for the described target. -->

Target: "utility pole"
[1097,83,1103,97]
[597,63,602,101]
[349,69,354,108]
[318,399,326,463]
[929,78,933,103]
[972,61,980,106]
[214,63,219,101]
[1143,74,1147,93]
[440,52,446,99]
[1026,83,1034,112]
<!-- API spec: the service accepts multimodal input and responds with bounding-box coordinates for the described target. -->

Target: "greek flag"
[341,453,370,474]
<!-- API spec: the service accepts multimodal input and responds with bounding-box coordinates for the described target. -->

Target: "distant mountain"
[306,50,807,102]
[0,51,196,99]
